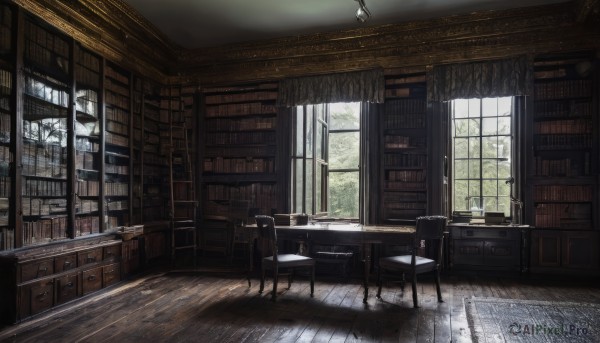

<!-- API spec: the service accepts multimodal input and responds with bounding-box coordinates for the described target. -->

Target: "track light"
[355,0,371,22]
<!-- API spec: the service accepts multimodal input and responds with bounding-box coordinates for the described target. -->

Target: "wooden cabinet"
[449,224,528,272]
[530,229,599,274]
[0,237,123,324]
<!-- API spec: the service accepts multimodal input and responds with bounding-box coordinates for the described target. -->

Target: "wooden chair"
[255,215,315,301]
[376,215,447,308]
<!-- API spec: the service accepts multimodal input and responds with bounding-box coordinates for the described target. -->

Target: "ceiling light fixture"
[355,0,371,22]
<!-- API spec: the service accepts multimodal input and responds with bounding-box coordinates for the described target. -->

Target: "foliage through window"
[451,97,512,217]
[291,102,361,219]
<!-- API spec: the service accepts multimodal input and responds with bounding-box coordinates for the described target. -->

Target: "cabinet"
[380,74,427,223]
[200,82,280,254]
[449,224,528,272]
[0,237,122,323]
[527,51,599,274]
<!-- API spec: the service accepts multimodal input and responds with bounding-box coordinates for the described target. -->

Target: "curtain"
[277,69,385,107]
[427,56,532,102]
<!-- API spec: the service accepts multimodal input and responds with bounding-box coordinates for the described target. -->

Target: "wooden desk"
[241,223,415,303]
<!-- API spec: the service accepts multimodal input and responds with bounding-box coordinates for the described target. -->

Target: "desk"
[241,223,415,303]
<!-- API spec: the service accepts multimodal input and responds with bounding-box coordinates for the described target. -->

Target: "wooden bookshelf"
[0,3,12,250]
[528,51,599,275]
[380,73,428,223]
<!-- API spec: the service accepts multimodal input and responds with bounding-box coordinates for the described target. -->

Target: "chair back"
[414,215,447,263]
[255,215,278,262]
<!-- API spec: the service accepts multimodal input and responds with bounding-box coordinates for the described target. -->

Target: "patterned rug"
[465,297,600,342]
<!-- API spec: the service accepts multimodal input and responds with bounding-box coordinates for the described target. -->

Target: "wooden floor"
[1,269,599,343]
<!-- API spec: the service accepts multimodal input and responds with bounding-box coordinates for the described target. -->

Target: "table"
[240,223,415,303]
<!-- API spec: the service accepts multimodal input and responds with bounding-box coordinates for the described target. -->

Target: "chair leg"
[288,269,293,290]
[259,266,265,294]
[310,266,315,296]
[376,266,383,299]
[411,273,418,308]
[272,267,278,301]
[435,269,443,303]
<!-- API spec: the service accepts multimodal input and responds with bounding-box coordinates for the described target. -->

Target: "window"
[291,102,361,219]
[451,97,513,217]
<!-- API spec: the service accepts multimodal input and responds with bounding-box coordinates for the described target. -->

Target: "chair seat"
[263,254,315,267]
[379,255,436,273]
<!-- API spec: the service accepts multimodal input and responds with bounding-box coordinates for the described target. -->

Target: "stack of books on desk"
[274,213,299,226]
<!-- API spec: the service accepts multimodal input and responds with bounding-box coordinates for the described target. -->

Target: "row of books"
[535,79,592,100]
[384,181,426,190]
[105,163,129,176]
[206,132,276,146]
[107,120,128,136]
[384,192,427,202]
[76,179,99,197]
[106,91,130,110]
[533,155,590,177]
[22,142,67,178]
[22,197,67,216]
[384,202,427,209]
[23,216,67,246]
[533,185,593,202]
[204,91,277,105]
[203,157,275,174]
[105,65,129,85]
[384,153,427,168]
[205,145,276,158]
[75,65,100,89]
[534,99,592,119]
[25,20,69,58]
[75,215,100,236]
[23,178,67,197]
[205,183,278,210]
[107,214,128,230]
[383,208,426,219]
[534,203,591,229]
[107,199,128,211]
[0,176,10,197]
[75,198,98,214]
[106,78,130,97]
[384,113,426,129]
[0,69,11,96]
[0,227,14,250]
[206,102,277,117]
[204,83,277,94]
[106,132,129,147]
[76,150,96,170]
[106,106,130,125]
[387,170,426,182]
[385,98,426,115]
[534,134,592,150]
[206,117,276,131]
[105,182,128,197]
[534,119,592,134]
[77,48,100,72]
[384,135,426,149]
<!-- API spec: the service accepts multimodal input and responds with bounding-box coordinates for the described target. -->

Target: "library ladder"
[168,123,198,266]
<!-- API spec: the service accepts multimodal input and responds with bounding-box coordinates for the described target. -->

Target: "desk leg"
[247,239,253,287]
[363,243,371,303]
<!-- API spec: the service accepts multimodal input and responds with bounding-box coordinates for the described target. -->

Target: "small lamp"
[355,0,371,22]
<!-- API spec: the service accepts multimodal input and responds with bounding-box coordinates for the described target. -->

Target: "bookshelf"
[104,62,130,231]
[131,76,143,224]
[201,82,279,255]
[528,51,599,274]
[0,4,11,250]
[380,73,428,223]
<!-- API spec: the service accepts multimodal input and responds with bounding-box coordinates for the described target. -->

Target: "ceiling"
[122,0,567,50]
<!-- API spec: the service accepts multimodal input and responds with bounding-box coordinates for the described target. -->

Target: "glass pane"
[497,196,510,216]
[294,159,304,213]
[498,160,511,179]
[316,104,324,123]
[482,180,498,197]
[306,158,313,214]
[468,137,480,158]
[454,119,468,137]
[469,160,480,179]
[316,163,322,212]
[483,197,498,212]
[330,102,360,130]
[468,98,480,118]
[453,99,469,119]
[482,117,497,136]
[469,180,480,196]
[482,98,497,117]
[498,136,511,159]
[329,171,359,218]
[482,137,498,158]
[498,180,510,196]
[454,159,468,179]
[498,117,511,135]
[498,97,512,116]
[454,180,468,211]
[329,132,360,169]
[295,106,304,157]
[316,122,323,160]
[482,159,497,179]
[454,138,468,158]
[468,118,480,136]
[306,108,313,158]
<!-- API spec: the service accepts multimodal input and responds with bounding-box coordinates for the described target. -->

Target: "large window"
[451,97,513,217]
[291,102,361,219]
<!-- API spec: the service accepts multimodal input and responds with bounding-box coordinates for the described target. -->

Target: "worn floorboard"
[1,270,599,343]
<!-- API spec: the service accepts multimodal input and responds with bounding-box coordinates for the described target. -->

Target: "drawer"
[20,259,54,283]
[78,248,103,266]
[457,227,520,240]
[103,263,120,287]
[19,279,54,318]
[103,244,121,261]
[453,240,485,265]
[82,266,102,295]
[55,254,77,273]
[484,240,520,267]
[56,273,79,305]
